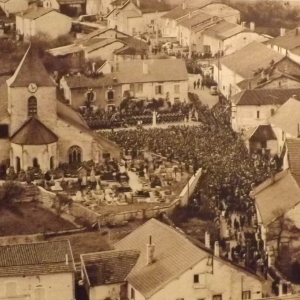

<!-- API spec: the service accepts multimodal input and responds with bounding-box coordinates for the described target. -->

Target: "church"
[0,46,120,174]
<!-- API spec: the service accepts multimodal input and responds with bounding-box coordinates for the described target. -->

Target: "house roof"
[253,170,300,226]
[111,0,174,13]
[286,138,300,175]
[191,16,220,33]
[204,20,249,40]
[231,88,300,106]
[17,8,55,20]
[104,59,188,84]
[0,77,9,122]
[56,100,121,156]
[8,46,55,87]
[0,240,75,277]
[121,9,141,17]
[10,117,58,145]
[63,74,117,89]
[177,10,213,28]
[268,97,300,137]
[114,45,145,55]
[161,5,198,20]
[57,0,85,4]
[242,125,277,141]
[81,250,140,286]
[219,42,284,79]
[115,218,262,299]
[48,44,83,56]
[268,28,300,50]
[290,45,300,56]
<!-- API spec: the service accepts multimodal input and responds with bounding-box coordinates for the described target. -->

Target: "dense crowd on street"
[101,100,280,280]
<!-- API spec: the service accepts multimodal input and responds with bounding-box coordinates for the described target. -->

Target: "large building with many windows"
[0,46,120,173]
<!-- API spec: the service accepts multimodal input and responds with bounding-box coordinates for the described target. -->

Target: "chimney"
[143,62,148,74]
[136,0,140,7]
[181,1,186,9]
[205,231,210,248]
[280,28,286,36]
[250,22,255,31]
[248,81,251,89]
[241,21,246,27]
[66,254,69,265]
[146,235,155,265]
[296,28,299,36]
[214,241,220,257]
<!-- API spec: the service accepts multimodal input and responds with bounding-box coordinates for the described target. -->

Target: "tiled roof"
[268,29,300,50]
[220,42,284,79]
[161,5,198,20]
[286,138,300,175]
[231,88,300,106]
[64,74,117,89]
[0,240,75,277]
[191,17,220,32]
[81,250,140,286]
[10,117,58,145]
[204,20,247,40]
[177,10,213,28]
[290,46,300,56]
[8,46,55,87]
[114,219,208,298]
[48,44,83,56]
[105,59,188,84]
[243,125,277,141]
[115,219,262,299]
[253,170,300,226]
[17,8,55,20]
[268,97,300,137]
[114,45,145,55]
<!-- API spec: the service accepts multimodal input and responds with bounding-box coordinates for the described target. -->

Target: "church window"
[28,97,37,117]
[32,157,39,168]
[68,146,82,164]
[0,124,9,138]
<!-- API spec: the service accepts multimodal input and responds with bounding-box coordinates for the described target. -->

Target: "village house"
[202,21,269,56]
[16,7,72,39]
[107,0,174,36]
[0,45,119,173]
[0,240,75,300]
[230,89,300,132]
[161,0,240,40]
[266,27,300,65]
[214,42,284,99]
[60,58,188,110]
[81,249,140,300]
[0,0,28,14]
[85,218,264,300]
[48,28,148,64]
[242,125,277,156]
[267,96,300,156]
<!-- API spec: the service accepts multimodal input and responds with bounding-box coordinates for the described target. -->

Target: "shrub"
[0,181,25,208]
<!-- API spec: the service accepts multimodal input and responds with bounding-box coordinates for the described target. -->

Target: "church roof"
[8,46,55,88]
[10,117,58,145]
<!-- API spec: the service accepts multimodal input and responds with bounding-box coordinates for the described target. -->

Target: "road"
[188,74,219,108]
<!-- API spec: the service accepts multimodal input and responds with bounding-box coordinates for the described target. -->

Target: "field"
[0,203,76,237]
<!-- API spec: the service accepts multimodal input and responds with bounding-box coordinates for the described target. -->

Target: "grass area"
[0,202,76,237]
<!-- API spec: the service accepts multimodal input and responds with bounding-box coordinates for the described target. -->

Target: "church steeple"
[8,45,55,88]
[7,45,57,135]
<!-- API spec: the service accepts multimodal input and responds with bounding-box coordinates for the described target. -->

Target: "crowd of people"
[101,99,280,279]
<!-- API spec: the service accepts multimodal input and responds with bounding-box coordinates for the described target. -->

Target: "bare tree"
[267,208,296,259]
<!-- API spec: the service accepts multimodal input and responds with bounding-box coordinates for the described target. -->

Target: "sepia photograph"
[1,0,300,299]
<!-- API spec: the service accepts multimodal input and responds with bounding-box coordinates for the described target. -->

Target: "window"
[32,157,39,168]
[271,108,275,115]
[131,288,135,300]
[28,96,37,117]
[213,295,222,300]
[151,19,154,24]
[129,84,135,92]
[242,291,251,300]
[137,83,143,93]
[174,84,180,94]
[256,111,260,119]
[155,85,163,95]
[106,90,114,101]
[6,282,17,297]
[68,146,82,164]
[0,124,9,138]
[194,274,199,283]
[34,288,45,300]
